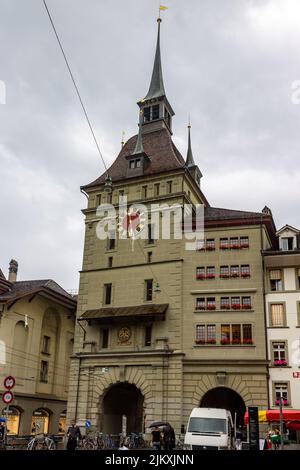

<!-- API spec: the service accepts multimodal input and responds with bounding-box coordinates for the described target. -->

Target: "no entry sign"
[2,391,14,405]
[3,376,15,390]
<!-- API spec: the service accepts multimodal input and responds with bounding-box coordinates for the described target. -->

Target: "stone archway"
[102,382,144,435]
[200,387,246,426]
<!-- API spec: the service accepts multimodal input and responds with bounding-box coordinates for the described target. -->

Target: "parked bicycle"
[27,433,56,450]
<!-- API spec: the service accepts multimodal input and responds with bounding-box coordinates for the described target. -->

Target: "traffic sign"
[85,420,91,429]
[3,376,15,390]
[2,391,14,405]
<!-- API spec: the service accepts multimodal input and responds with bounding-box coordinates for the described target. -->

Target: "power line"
[42,0,108,175]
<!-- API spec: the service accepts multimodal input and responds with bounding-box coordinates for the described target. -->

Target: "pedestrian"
[66,420,81,451]
[151,426,162,450]
[162,423,175,450]
[271,428,281,450]
[263,434,272,450]
[235,425,243,450]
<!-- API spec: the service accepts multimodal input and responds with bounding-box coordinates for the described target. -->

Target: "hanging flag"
[159,5,168,11]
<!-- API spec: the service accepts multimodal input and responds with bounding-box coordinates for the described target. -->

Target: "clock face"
[118,327,131,343]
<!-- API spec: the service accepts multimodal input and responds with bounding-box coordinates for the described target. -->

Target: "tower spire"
[186,122,196,167]
[144,18,166,101]
[132,110,144,155]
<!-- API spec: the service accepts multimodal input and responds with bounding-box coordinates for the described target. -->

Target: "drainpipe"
[74,355,81,422]
[260,214,270,410]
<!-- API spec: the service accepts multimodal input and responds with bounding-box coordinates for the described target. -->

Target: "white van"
[184,408,234,450]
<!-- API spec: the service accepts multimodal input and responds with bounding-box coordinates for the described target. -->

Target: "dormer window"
[129,159,141,169]
[281,237,294,251]
[143,105,160,123]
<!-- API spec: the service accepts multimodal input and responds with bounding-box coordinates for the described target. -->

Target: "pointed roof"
[186,125,195,167]
[144,19,166,101]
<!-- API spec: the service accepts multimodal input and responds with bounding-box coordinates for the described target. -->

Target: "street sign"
[248,406,259,450]
[2,391,14,405]
[85,420,91,429]
[3,376,15,390]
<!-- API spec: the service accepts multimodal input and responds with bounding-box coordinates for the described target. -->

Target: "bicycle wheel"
[83,439,95,450]
[47,439,56,450]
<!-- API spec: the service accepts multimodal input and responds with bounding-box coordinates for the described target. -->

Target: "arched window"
[1,406,21,435]
[58,410,67,434]
[13,321,28,381]
[31,409,50,435]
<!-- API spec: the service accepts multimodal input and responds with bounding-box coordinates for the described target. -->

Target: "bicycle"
[27,433,56,450]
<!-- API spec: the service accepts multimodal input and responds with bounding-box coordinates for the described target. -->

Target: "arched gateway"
[200,387,246,426]
[101,383,144,435]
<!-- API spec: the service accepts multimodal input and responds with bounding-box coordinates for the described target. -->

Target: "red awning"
[244,410,300,429]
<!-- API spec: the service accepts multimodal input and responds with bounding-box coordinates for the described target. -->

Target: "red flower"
[206,339,216,344]
[231,273,240,278]
[241,273,250,278]
[206,246,215,251]
[243,339,253,345]
[231,339,241,345]
[221,338,230,345]
[207,305,216,310]
[221,305,230,310]
[196,274,205,279]
[220,274,230,279]
[231,244,240,249]
[206,274,215,279]
[242,305,252,310]
[195,339,205,345]
[241,243,249,249]
[232,304,241,310]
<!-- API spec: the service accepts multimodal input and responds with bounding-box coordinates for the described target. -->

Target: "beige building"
[67,19,277,439]
[264,225,300,443]
[0,260,76,436]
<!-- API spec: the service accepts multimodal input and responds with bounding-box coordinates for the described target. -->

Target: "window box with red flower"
[231,244,240,249]
[231,339,241,345]
[232,304,241,310]
[273,360,287,367]
[221,338,231,345]
[275,399,289,406]
[243,338,253,345]
[220,245,229,250]
[206,274,215,279]
[240,243,249,249]
[195,306,206,311]
[221,305,230,310]
[241,273,250,278]
[195,339,205,345]
[206,339,216,345]
[207,305,216,310]
[230,273,240,278]
[242,305,252,310]
[196,274,206,280]
[220,274,230,279]
[206,246,215,251]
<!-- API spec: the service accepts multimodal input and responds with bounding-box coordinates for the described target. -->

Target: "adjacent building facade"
[264,225,300,442]
[0,260,76,436]
[67,19,279,437]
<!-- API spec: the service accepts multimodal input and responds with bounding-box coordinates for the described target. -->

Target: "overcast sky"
[1,0,300,289]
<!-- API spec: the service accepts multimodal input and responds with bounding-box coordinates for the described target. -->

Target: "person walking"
[66,420,81,451]
[162,423,175,451]
[271,428,281,450]
[151,426,162,451]
[235,425,243,450]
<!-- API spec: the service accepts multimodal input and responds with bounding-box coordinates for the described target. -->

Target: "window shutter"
[270,270,281,280]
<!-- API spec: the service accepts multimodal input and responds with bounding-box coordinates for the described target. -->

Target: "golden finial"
[121,130,125,148]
